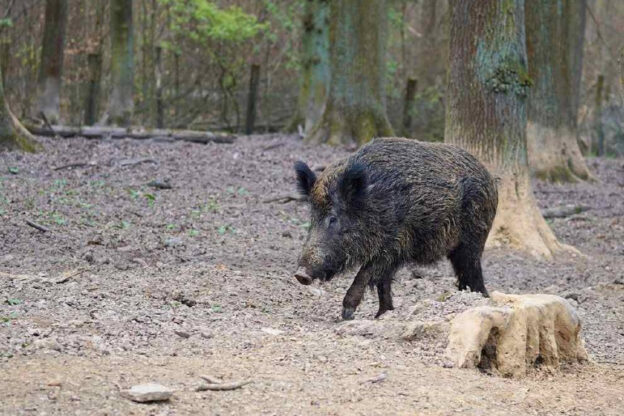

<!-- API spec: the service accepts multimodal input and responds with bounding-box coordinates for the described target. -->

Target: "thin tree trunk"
[245,64,260,135]
[1,68,41,152]
[594,74,604,156]
[306,0,393,146]
[155,45,163,129]
[525,0,592,182]
[402,78,417,136]
[445,0,574,259]
[418,0,437,88]
[285,0,330,134]
[103,0,134,126]
[34,0,68,124]
[83,53,102,126]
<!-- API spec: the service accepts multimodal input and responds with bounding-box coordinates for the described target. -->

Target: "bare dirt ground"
[1,135,623,415]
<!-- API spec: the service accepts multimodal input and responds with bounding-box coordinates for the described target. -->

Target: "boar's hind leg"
[342,259,397,320]
[448,243,488,296]
[375,277,394,319]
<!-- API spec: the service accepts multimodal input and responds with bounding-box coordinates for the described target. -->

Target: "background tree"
[525,0,592,182]
[306,0,393,146]
[33,0,68,124]
[286,0,330,134]
[0,67,40,152]
[445,0,573,258]
[102,0,134,126]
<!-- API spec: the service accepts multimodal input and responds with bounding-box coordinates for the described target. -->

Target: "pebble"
[121,383,174,403]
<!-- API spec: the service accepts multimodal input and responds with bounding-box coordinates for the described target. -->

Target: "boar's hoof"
[294,268,313,285]
[342,307,355,320]
[374,307,393,319]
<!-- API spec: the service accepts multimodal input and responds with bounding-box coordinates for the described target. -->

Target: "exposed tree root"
[527,123,596,183]
[305,106,393,146]
[486,173,579,259]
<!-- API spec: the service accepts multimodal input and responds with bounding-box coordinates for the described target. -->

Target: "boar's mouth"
[294,267,314,285]
[294,267,335,285]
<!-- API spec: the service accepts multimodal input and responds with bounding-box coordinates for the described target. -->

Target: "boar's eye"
[327,216,337,226]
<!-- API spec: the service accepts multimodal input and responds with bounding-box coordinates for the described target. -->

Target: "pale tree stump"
[445,291,588,377]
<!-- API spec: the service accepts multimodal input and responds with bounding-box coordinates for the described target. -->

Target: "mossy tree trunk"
[1,68,41,152]
[103,0,134,126]
[525,0,592,182]
[306,0,393,146]
[445,0,574,258]
[286,0,330,134]
[33,0,68,124]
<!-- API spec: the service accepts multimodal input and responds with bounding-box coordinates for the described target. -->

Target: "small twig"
[118,158,158,167]
[199,375,223,384]
[195,380,252,392]
[25,220,49,233]
[53,162,97,171]
[360,373,387,384]
[54,269,86,284]
[261,142,286,151]
[542,205,590,219]
[262,194,305,204]
[147,179,172,189]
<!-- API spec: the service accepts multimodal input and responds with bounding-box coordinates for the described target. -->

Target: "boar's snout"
[294,267,313,285]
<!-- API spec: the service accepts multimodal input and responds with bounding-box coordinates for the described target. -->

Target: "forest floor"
[0,134,623,415]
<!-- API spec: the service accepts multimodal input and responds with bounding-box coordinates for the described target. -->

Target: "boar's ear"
[339,162,367,209]
[294,161,316,197]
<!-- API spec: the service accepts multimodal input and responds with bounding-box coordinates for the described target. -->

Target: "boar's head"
[292,160,368,285]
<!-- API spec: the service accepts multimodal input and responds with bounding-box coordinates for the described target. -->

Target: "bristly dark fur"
[294,138,498,320]
[294,160,316,196]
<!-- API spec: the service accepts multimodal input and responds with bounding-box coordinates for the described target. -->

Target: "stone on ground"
[121,383,174,403]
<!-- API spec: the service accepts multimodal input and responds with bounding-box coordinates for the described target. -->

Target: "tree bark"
[525,0,592,182]
[34,0,68,124]
[103,0,134,126]
[306,0,393,146]
[286,0,330,134]
[1,68,41,152]
[445,0,574,259]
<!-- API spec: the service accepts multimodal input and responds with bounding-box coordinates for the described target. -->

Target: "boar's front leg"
[342,258,397,320]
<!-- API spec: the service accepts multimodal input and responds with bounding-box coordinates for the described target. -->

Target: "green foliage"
[0,18,13,28]
[160,0,267,44]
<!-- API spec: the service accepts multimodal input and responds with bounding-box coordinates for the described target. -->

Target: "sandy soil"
[0,135,623,415]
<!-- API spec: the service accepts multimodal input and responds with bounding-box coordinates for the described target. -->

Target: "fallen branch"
[542,204,590,219]
[53,162,97,171]
[195,380,252,392]
[26,124,236,144]
[262,194,305,204]
[359,373,387,384]
[25,220,49,233]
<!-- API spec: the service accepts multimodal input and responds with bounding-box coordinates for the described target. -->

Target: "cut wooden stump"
[26,124,236,144]
[445,291,588,377]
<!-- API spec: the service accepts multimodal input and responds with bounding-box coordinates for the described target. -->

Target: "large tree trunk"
[306,0,393,146]
[103,0,134,126]
[525,0,592,182]
[286,0,330,134]
[1,68,41,152]
[33,0,68,124]
[445,0,573,258]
